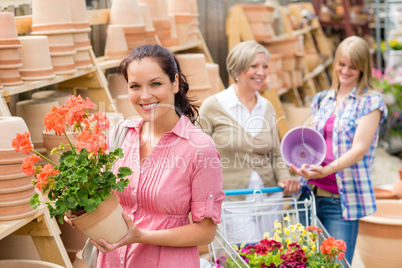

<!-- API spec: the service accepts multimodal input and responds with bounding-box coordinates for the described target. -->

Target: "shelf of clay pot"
[168,40,203,53]
[96,56,122,71]
[303,57,333,82]
[0,67,96,97]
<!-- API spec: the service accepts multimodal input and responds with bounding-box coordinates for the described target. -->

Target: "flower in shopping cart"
[11,95,133,223]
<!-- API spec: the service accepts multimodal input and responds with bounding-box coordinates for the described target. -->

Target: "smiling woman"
[64,44,225,268]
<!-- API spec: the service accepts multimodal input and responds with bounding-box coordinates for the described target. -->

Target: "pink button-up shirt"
[97,116,225,268]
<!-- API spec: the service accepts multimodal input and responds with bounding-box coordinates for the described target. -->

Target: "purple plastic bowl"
[280,127,327,168]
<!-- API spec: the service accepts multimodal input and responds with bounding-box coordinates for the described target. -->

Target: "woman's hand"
[277,178,301,196]
[63,210,77,229]
[289,164,326,180]
[91,212,141,254]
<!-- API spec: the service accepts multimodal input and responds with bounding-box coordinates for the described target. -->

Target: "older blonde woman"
[199,41,300,242]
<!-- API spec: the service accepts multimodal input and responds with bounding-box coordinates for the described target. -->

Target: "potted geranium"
[12,95,133,243]
[216,218,347,268]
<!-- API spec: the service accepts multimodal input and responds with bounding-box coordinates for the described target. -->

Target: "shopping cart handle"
[224,187,284,196]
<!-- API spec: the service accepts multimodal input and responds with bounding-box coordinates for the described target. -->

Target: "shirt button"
[134,205,137,209]
[121,260,123,265]
[209,194,213,198]
[140,170,143,174]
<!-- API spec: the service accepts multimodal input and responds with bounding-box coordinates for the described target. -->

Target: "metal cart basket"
[209,187,351,268]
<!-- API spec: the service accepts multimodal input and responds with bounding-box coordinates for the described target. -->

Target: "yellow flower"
[284,228,290,235]
[286,238,291,244]
[284,216,291,221]
[302,246,307,252]
[274,220,282,229]
[263,232,270,239]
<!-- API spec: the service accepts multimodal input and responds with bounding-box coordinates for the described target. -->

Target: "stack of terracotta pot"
[177,53,213,106]
[237,4,276,42]
[108,0,147,53]
[139,0,178,47]
[265,54,283,90]
[0,116,36,221]
[30,0,77,75]
[139,3,159,45]
[0,12,23,86]
[187,0,200,42]
[168,0,191,45]
[68,0,93,70]
[264,36,305,89]
[18,36,56,80]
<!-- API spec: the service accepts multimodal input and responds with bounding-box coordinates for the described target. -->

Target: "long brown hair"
[119,44,199,124]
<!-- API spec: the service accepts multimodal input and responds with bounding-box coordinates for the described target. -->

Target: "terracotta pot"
[72,32,92,50]
[0,172,33,188]
[0,68,23,86]
[176,54,210,90]
[107,73,129,99]
[0,184,35,203]
[16,99,59,145]
[373,187,398,199]
[43,130,78,152]
[74,50,93,69]
[68,0,90,31]
[157,0,169,19]
[358,200,402,268]
[305,49,323,72]
[206,63,220,95]
[109,0,145,26]
[168,0,190,14]
[295,51,305,70]
[0,149,27,165]
[392,168,402,199]
[70,191,128,244]
[0,260,64,268]
[138,0,159,19]
[0,116,30,150]
[264,36,299,55]
[249,22,275,42]
[46,33,76,56]
[290,69,303,87]
[236,4,275,23]
[116,94,140,119]
[104,25,129,60]
[267,54,282,73]
[32,90,71,105]
[172,14,191,45]
[138,3,155,32]
[31,0,75,34]
[50,54,77,75]
[0,12,21,49]
[0,48,22,69]
[281,71,291,89]
[281,54,296,72]
[268,73,282,89]
[0,163,24,176]
[18,36,56,80]
[0,197,36,221]
[188,0,199,16]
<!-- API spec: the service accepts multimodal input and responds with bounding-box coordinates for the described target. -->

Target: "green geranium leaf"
[115,178,130,192]
[113,148,124,159]
[76,153,89,166]
[30,193,40,209]
[117,166,133,178]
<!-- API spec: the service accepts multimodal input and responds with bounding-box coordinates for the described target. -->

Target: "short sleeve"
[190,138,225,224]
[310,92,321,113]
[361,93,388,125]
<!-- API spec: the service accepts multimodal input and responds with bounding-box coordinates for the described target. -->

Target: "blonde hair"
[331,36,375,95]
[226,41,270,81]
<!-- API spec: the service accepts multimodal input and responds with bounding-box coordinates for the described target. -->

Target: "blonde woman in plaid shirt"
[290,36,387,264]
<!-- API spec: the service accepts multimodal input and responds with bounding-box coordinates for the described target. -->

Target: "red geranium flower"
[12,132,32,154]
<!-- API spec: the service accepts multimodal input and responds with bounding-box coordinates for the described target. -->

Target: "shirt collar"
[124,115,191,140]
[332,86,359,100]
[221,84,265,109]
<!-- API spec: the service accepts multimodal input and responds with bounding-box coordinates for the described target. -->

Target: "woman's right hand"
[63,210,77,229]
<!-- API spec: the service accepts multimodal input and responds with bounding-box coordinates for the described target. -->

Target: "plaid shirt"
[305,87,387,220]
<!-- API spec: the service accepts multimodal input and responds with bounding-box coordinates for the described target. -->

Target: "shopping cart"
[208,187,351,267]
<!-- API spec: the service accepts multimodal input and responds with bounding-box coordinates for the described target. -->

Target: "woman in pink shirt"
[67,44,225,267]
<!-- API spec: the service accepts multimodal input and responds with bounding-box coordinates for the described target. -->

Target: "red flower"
[305,225,322,234]
[12,132,32,154]
[63,95,95,126]
[75,131,107,156]
[35,164,59,191]
[44,106,69,134]
[22,155,42,176]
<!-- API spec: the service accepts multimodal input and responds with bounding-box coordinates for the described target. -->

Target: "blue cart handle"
[224,186,283,196]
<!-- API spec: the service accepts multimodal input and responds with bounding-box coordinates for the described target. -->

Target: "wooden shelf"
[303,57,333,82]
[0,206,73,268]
[0,67,96,97]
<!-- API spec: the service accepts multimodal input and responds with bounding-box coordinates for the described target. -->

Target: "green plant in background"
[372,67,402,137]
[373,40,402,52]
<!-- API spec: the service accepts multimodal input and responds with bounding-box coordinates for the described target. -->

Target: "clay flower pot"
[109,0,145,26]
[0,68,23,86]
[358,200,402,268]
[168,0,190,14]
[50,54,77,75]
[0,48,22,69]
[280,127,326,168]
[0,116,30,150]
[206,62,220,95]
[18,36,55,81]
[68,0,91,32]
[138,0,159,19]
[176,53,211,90]
[104,25,129,59]
[46,33,76,56]
[71,191,128,244]
[139,3,155,31]
[264,36,299,55]
[0,12,21,49]
[0,197,36,221]
[73,50,93,69]
[172,14,191,45]
[31,0,75,34]
[16,99,59,145]
[31,90,71,105]
[107,73,129,99]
